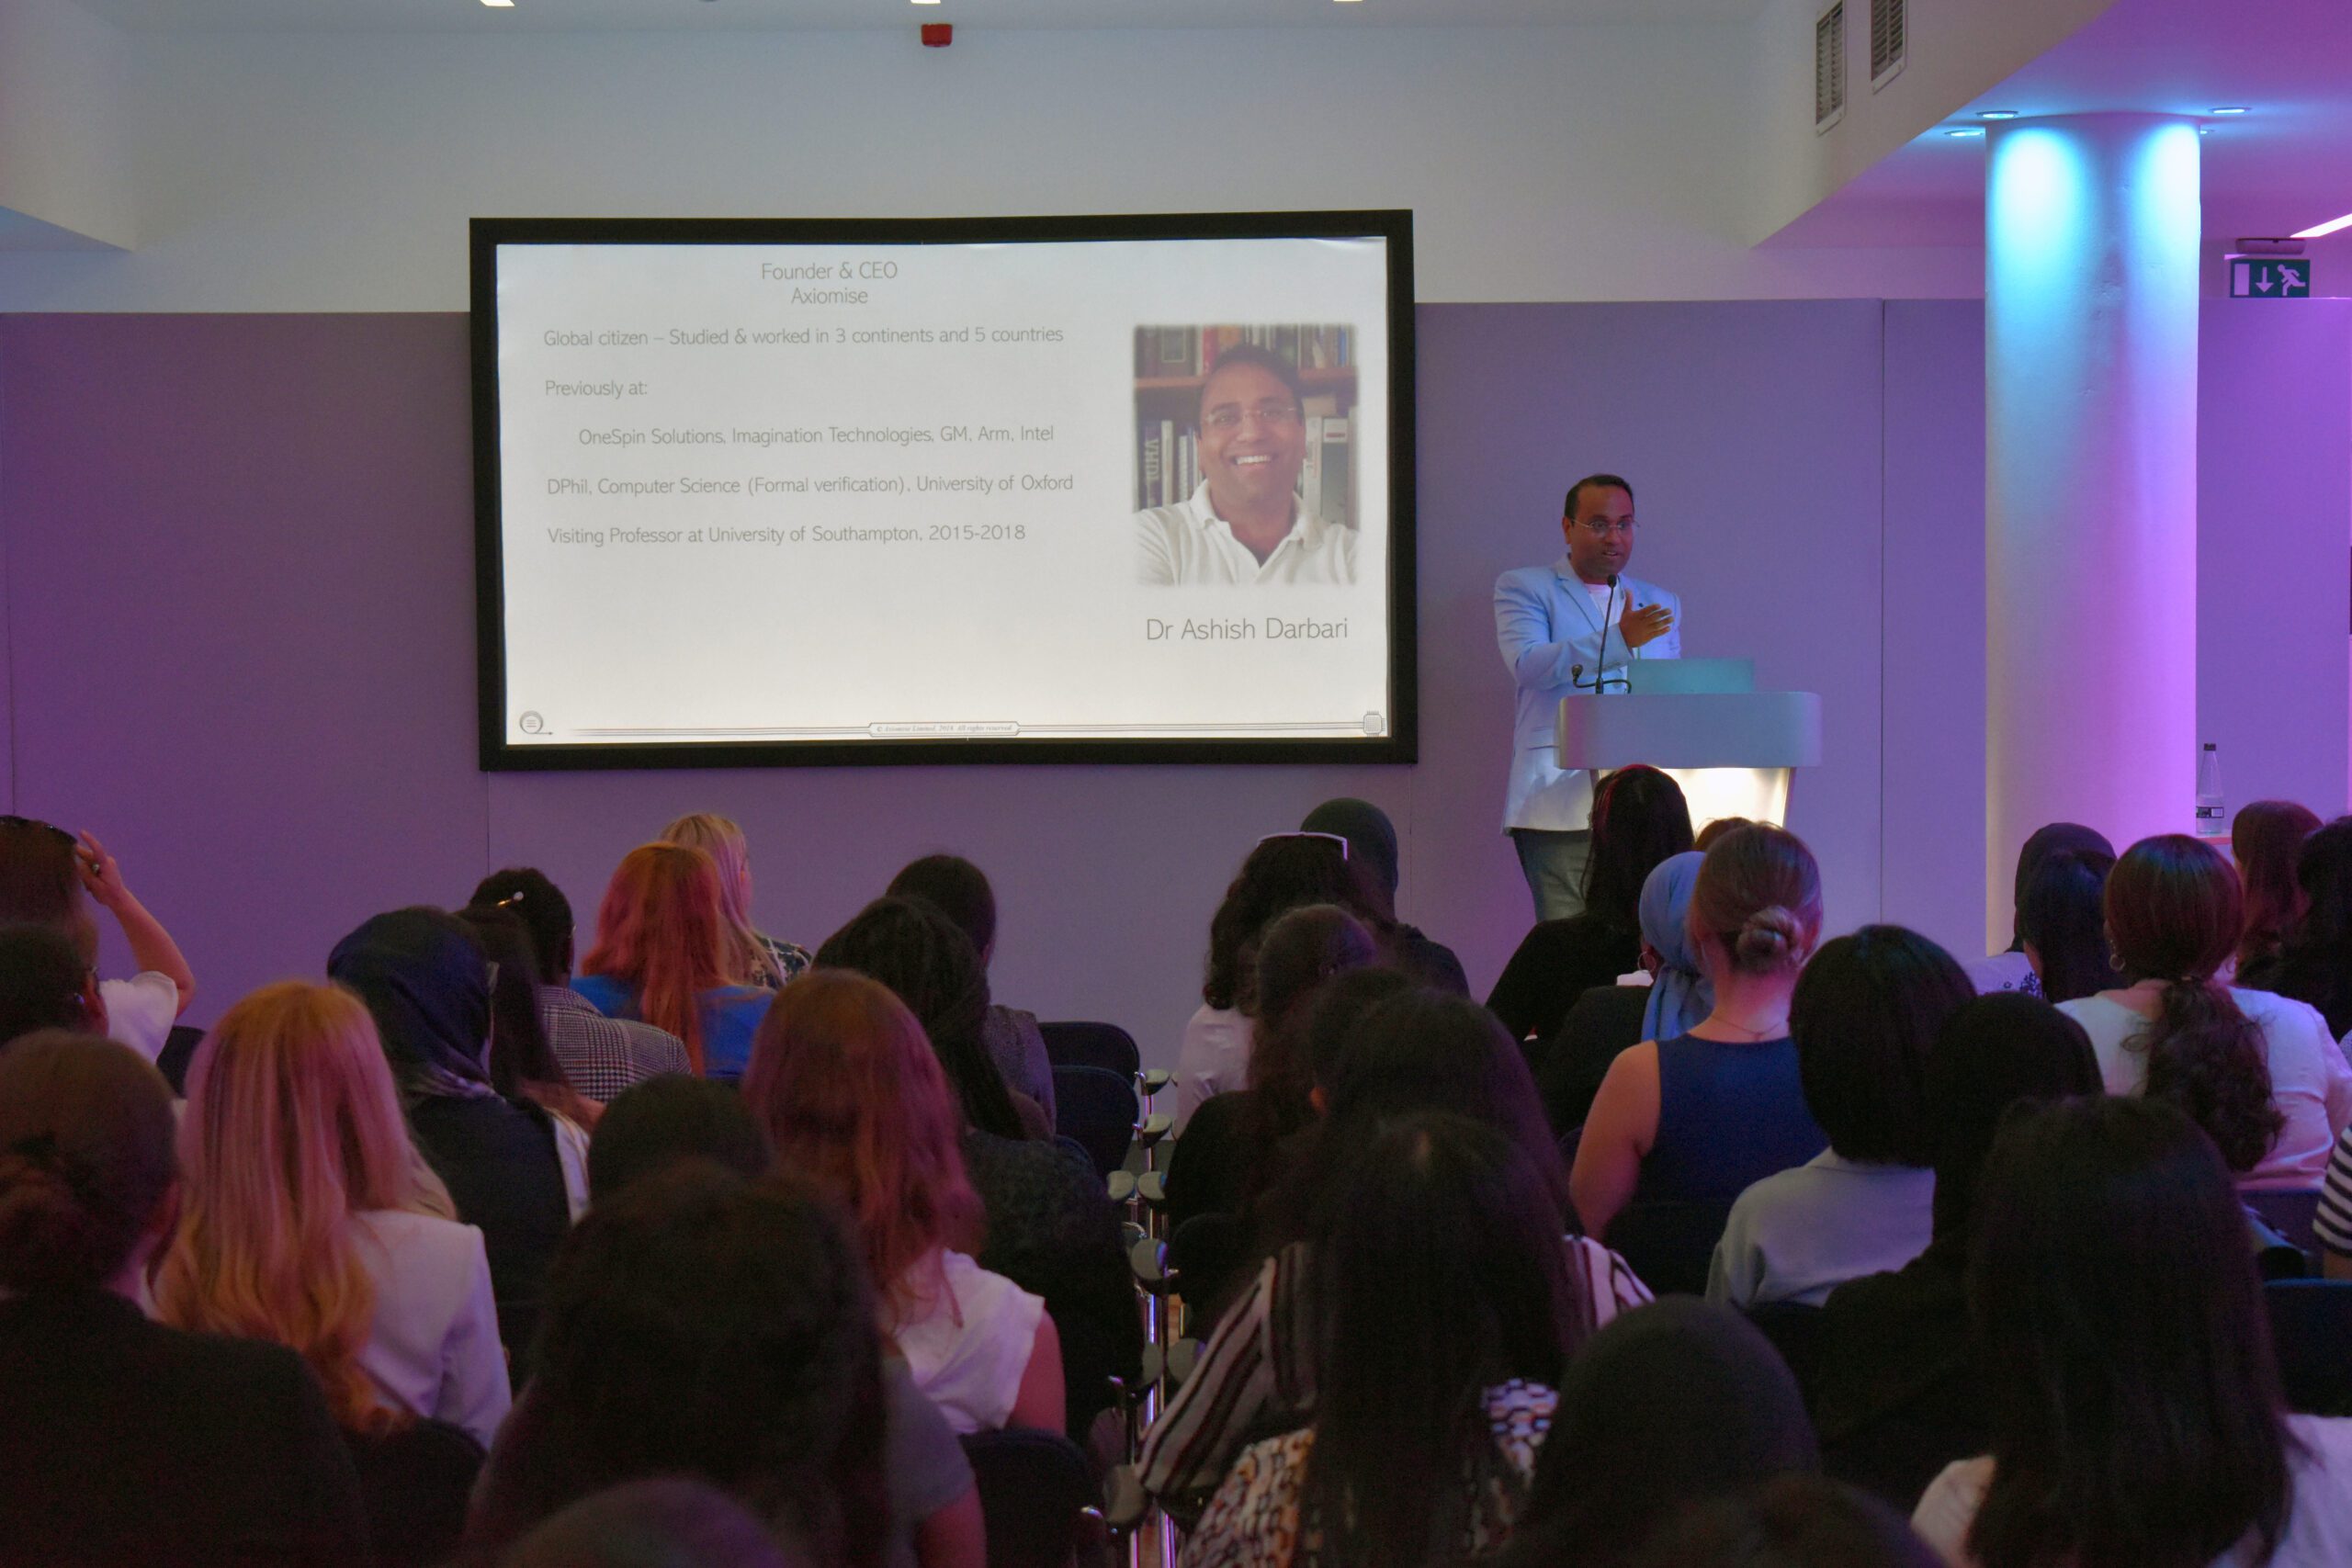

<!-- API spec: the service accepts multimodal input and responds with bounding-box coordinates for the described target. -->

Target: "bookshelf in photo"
[1132,324,1358,525]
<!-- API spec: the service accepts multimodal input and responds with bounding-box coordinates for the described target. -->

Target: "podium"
[1556,660,1821,830]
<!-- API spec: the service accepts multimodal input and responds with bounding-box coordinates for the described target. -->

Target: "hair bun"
[0,1152,105,1292]
[1735,906,1800,967]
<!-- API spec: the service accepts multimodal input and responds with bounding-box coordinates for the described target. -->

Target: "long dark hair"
[1245,905,1381,1141]
[486,1165,888,1566]
[2016,848,2115,1005]
[1790,926,1973,1167]
[2248,816,2352,1037]
[2105,836,2280,1173]
[1967,1097,2293,1568]
[814,896,1022,1140]
[1300,1113,1578,1568]
[1201,836,1385,1011]
[1580,766,1695,933]
[1922,995,2101,1244]
[2233,802,2321,975]
[458,903,586,1115]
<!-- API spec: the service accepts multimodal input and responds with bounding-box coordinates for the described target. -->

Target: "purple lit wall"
[0,300,2344,1061]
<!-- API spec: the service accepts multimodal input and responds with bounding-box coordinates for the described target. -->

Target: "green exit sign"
[2230,257,2312,298]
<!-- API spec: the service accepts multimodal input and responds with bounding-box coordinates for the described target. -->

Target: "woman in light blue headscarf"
[1639,851,1713,1043]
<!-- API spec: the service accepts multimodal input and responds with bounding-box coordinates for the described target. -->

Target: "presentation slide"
[472,213,1415,768]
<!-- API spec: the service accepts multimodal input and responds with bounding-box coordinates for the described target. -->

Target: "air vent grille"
[1815,3,1846,130]
[1870,0,1906,87]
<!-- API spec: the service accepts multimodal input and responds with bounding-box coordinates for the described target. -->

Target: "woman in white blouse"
[2056,835,2352,1186]
[155,981,511,1449]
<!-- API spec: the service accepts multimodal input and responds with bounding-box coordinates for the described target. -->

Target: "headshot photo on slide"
[1131,324,1358,587]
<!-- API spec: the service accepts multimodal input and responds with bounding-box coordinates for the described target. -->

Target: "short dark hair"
[1922,994,2101,1242]
[482,1166,889,1562]
[884,854,996,959]
[0,924,96,1049]
[471,867,574,986]
[1564,473,1634,518]
[588,1076,773,1206]
[1790,925,1973,1166]
[1198,343,1306,418]
[1967,1097,2292,1568]
[0,817,96,964]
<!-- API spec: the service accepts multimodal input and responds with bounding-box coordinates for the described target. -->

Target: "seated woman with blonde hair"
[574,842,774,1083]
[156,981,512,1451]
[744,970,1063,1436]
[660,812,811,988]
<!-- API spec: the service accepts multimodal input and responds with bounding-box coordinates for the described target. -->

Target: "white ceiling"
[74,0,1773,32]
[1774,0,2352,247]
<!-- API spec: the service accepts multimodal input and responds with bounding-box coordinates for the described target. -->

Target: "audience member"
[888,852,1057,1123]
[0,922,103,1047]
[0,1031,368,1564]
[498,1478,816,1568]
[574,842,774,1082]
[1497,1299,1819,1568]
[1177,832,1389,1129]
[458,901,603,1130]
[2319,1124,2352,1280]
[156,980,511,1449]
[2010,847,2113,1005]
[1571,825,1827,1292]
[2234,800,2323,976]
[1710,927,1970,1308]
[2244,816,2352,1037]
[745,971,1064,1436]
[1182,1113,1581,1566]
[660,810,812,987]
[0,816,194,1059]
[586,1073,770,1204]
[469,867,691,1102]
[331,908,579,1360]
[1812,995,2100,1508]
[469,1163,982,1568]
[1537,849,1708,1135]
[1163,904,1380,1235]
[1695,816,1756,852]
[1911,1097,2352,1568]
[1299,796,1472,993]
[1143,990,1648,1519]
[1630,1476,1941,1568]
[2057,834,2350,1185]
[1963,822,2111,998]
[813,897,1136,1435]
[1488,766,1694,1044]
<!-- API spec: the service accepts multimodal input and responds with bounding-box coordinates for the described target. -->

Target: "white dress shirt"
[1135,481,1356,586]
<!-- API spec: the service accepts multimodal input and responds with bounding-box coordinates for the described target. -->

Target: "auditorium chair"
[1040,1021,1141,1080]
[2245,1187,2326,1274]
[1053,1066,1138,1180]
[2266,1280,2352,1417]
[961,1427,1105,1568]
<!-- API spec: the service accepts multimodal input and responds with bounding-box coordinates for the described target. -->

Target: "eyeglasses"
[1256,830,1349,860]
[1577,518,1636,538]
[1203,401,1302,432]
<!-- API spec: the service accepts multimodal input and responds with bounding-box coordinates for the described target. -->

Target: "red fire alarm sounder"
[922,22,951,46]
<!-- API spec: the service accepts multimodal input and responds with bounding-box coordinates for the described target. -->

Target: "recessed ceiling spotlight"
[2211,106,2252,115]
[2294,210,2352,240]
[1980,109,2019,119]
[1946,128,1984,140]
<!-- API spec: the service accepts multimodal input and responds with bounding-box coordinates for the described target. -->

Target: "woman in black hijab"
[329,907,575,1362]
[1497,1297,1819,1568]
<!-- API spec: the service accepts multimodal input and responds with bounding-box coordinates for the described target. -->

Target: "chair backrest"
[961,1427,1097,1568]
[1052,1065,1137,1179]
[156,1023,208,1096]
[1039,1021,1140,1079]
[2266,1279,2352,1417]
[2245,1188,2324,1269]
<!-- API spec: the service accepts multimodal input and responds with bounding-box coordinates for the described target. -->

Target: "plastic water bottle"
[2196,743,2225,834]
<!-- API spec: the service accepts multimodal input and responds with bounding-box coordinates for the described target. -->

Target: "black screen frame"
[471,209,1417,772]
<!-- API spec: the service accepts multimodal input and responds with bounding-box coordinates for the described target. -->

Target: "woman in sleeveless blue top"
[1570,825,1828,1294]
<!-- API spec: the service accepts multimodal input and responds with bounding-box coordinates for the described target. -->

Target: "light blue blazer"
[1494,558,1681,830]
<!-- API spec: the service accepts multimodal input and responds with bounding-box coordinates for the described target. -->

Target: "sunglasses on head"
[1256,830,1349,860]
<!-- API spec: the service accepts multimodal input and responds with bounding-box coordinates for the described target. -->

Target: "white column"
[1984,113,2201,946]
